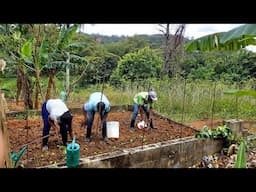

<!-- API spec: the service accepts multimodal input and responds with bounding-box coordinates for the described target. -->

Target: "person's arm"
[81,107,88,128]
[139,105,144,121]
[69,115,74,138]
[149,105,153,120]
[48,116,61,143]
[102,111,108,122]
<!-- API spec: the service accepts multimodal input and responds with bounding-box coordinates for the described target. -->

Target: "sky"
[82,24,243,39]
[82,24,256,51]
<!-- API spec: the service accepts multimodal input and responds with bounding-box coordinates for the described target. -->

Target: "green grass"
[2,77,256,122]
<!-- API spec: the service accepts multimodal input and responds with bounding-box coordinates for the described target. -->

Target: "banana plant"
[42,23,91,101]
[185,24,256,52]
[47,24,89,99]
[20,27,49,109]
[186,24,256,115]
[220,24,256,45]
[55,24,79,96]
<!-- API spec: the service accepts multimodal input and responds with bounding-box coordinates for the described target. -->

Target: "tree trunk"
[162,24,171,78]
[16,65,24,105]
[66,52,70,100]
[24,75,33,110]
[34,79,40,109]
[45,69,56,100]
[171,24,186,78]
[33,24,43,109]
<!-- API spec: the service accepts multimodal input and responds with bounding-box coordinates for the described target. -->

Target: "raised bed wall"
[46,137,222,168]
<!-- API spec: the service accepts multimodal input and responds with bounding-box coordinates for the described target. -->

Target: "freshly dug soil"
[7,111,197,168]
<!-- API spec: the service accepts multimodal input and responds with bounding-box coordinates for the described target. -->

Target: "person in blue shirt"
[81,92,110,143]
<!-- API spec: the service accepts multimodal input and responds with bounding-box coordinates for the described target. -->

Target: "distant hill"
[88,33,190,49]
[89,34,128,44]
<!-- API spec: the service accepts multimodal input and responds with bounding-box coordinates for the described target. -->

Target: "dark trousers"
[131,103,149,122]
[42,101,50,146]
[86,110,107,139]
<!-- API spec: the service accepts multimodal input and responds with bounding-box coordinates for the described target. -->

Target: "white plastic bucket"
[107,121,119,138]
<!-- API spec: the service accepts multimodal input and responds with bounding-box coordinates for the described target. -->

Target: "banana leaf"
[185,32,224,51]
[185,24,256,52]
[220,24,256,44]
[234,140,247,168]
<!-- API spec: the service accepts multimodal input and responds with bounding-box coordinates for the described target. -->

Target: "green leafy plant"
[195,125,233,149]
[234,139,247,168]
[196,125,232,140]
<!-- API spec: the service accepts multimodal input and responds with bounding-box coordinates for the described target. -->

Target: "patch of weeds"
[249,139,256,148]
[112,146,117,150]
[15,113,25,119]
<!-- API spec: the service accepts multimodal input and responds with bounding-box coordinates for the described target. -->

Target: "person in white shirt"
[41,99,73,151]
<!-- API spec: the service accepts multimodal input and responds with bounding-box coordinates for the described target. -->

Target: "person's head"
[97,101,105,114]
[148,91,157,102]
[59,111,73,131]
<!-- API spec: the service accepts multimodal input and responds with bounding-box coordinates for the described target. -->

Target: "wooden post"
[224,119,244,138]
[0,94,12,168]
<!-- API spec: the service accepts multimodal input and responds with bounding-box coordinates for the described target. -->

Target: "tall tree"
[159,24,186,78]
[159,24,171,77]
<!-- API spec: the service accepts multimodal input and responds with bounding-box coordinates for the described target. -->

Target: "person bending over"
[130,91,158,132]
[81,92,110,143]
[41,99,73,151]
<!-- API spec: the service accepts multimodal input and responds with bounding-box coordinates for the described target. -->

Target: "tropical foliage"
[185,24,256,51]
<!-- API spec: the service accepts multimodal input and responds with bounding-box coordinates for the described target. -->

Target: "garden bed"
[7,109,197,168]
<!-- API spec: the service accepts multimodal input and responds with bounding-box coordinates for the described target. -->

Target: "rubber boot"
[102,123,108,143]
[85,126,92,142]
[150,119,157,129]
[42,137,48,147]
[130,119,135,132]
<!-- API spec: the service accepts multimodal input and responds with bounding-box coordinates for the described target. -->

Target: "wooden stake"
[0,94,13,168]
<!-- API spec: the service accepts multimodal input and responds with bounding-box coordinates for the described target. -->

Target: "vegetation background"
[1,24,256,123]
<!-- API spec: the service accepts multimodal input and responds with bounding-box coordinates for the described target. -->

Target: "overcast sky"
[82,24,256,51]
[82,24,244,39]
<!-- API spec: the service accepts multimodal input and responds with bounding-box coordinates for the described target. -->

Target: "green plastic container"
[66,137,80,168]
